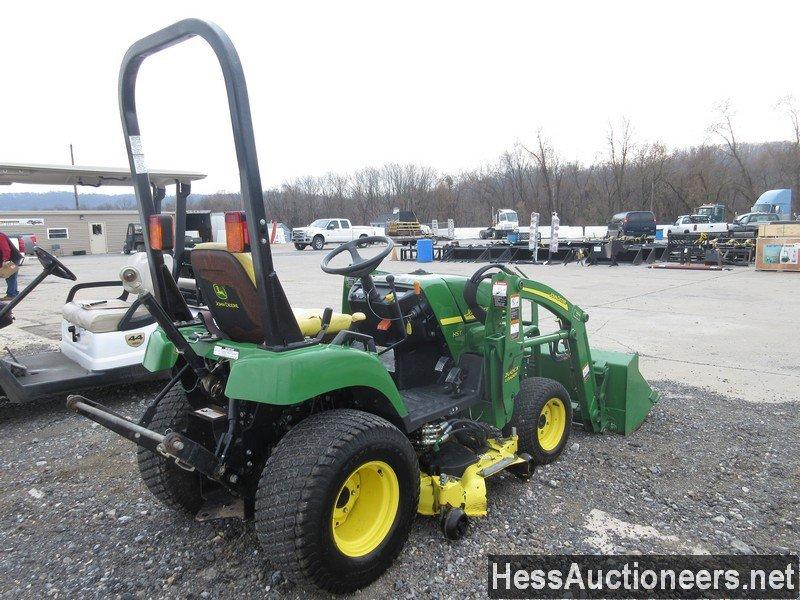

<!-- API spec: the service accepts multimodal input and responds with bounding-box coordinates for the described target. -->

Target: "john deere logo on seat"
[213,284,228,300]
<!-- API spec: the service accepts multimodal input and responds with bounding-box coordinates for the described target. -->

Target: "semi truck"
[750,189,793,220]
[479,208,519,239]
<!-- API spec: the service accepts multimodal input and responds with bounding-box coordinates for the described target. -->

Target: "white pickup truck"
[663,215,729,236]
[291,219,383,251]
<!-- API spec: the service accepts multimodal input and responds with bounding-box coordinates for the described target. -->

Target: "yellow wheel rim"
[537,397,566,452]
[331,460,399,557]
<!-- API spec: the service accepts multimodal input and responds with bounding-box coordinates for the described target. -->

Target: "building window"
[47,227,69,239]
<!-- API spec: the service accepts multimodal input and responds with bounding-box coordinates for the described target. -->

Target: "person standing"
[0,231,23,300]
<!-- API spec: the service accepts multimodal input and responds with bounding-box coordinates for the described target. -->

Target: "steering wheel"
[463,264,517,323]
[321,236,394,277]
[35,247,77,281]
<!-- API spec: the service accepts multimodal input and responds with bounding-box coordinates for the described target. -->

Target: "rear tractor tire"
[508,377,572,465]
[136,386,203,515]
[255,409,419,594]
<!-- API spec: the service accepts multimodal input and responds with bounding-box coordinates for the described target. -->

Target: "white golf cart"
[0,163,205,404]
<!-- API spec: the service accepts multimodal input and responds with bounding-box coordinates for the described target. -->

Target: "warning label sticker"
[129,135,148,174]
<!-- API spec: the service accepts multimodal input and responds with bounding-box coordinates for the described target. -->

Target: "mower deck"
[0,352,164,404]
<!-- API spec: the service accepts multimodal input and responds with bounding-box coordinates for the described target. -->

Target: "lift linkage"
[480,270,656,435]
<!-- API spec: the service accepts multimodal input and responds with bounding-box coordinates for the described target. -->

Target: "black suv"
[607,211,657,237]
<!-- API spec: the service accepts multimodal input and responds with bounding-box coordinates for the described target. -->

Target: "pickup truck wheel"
[136,386,203,515]
[255,409,419,594]
[134,243,145,253]
[507,377,572,466]
[312,235,325,251]
[123,245,131,255]
[357,234,370,247]
[294,243,307,251]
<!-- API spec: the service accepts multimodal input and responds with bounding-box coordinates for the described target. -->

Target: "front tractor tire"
[509,377,572,465]
[255,409,419,594]
[136,386,203,514]
[311,235,325,251]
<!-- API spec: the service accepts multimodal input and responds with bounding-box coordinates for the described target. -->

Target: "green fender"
[224,343,407,417]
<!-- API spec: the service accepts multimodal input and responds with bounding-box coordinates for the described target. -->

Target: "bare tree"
[709,101,757,204]
[607,118,634,213]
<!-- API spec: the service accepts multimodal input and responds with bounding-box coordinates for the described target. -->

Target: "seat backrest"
[190,243,264,343]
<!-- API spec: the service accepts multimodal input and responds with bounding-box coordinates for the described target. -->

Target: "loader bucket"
[592,349,659,435]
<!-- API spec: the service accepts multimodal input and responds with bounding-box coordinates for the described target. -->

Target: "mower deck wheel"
[440,508,469,541]
[255,409,419,594]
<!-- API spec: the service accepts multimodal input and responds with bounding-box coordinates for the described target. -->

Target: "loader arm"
[515,278,604,432]
[480,271,649,434]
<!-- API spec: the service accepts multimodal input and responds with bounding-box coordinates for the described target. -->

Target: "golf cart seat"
[61,253,171,334]
[191,243,364,342]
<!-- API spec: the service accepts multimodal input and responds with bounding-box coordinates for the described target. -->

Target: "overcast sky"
[2,0,799,195]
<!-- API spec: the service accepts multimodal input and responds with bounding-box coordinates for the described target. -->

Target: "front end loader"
[67,18,658,594]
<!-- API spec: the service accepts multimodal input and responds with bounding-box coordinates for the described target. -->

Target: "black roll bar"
[172,181,190,280]
[118,18,304,349]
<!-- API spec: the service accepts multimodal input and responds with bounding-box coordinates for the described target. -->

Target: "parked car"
[663,215,729,236]
[13,233,38,255]
[122,223,145,254]
[607,211,657,237]
[291,218,382,251]
[727,212,780,233]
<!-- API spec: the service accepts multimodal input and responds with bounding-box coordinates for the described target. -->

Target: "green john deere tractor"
[68,19,659,594]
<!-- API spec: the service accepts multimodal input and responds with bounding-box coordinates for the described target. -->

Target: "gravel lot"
[1,249,798,599]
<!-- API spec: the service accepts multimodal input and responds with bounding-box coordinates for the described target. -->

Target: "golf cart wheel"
[294,243,307,251]
[508,377,572,465]
[255,409,419,594]
[311,235,325,251]
[136,386,203,514]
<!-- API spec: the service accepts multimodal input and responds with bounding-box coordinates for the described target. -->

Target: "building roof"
[0,163,206,188]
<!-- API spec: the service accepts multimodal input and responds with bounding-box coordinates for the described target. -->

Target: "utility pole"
[69,144,79,209]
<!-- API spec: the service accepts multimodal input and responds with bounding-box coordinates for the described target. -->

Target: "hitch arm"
[67,395,224,480]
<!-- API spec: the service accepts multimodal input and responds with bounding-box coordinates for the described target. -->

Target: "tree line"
[127,99,800,226]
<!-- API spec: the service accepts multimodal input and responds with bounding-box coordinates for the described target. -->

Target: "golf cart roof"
[0,163,205,188]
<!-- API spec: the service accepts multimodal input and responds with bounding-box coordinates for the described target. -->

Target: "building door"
[89,222,108,254]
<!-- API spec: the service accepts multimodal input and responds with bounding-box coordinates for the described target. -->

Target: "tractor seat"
[61,252,171,334]
[191,243,364,343]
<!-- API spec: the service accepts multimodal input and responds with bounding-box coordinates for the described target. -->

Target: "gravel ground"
[1,379,797,599]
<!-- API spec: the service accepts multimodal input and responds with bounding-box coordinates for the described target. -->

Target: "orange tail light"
[148,215,174,251]
[225,211,249,253]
